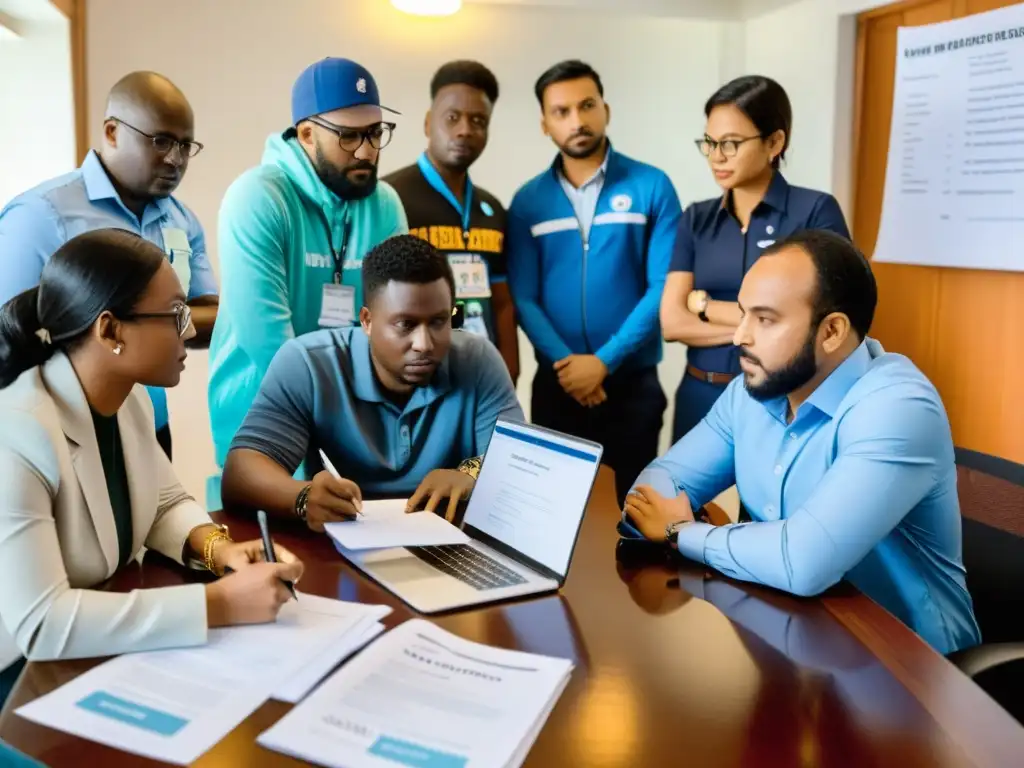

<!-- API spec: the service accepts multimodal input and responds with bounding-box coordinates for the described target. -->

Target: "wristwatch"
[666,519,689,547]
[696,291,710,323]
[294,484,313,521]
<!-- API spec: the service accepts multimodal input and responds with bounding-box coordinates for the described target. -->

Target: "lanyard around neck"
[321,210,351,284]
[417,153,474,241]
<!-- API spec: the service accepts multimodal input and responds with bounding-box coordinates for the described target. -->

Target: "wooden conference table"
[2,469,1023,767]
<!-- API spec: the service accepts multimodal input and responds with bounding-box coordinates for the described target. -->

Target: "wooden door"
[853,0,1024,462]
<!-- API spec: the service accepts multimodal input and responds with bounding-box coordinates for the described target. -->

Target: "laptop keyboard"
[409,545,529,591]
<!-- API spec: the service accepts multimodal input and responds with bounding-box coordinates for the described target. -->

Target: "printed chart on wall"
[874,4,1024,271]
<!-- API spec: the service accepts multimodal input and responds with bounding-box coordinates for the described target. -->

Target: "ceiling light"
[391,0,462,17]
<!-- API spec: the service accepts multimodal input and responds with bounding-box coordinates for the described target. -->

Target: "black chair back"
[955,448,1024,644]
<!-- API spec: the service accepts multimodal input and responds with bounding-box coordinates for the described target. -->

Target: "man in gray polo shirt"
[221,234,523,529]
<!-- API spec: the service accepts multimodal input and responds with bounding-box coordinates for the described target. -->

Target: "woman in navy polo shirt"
[661,75,851,442]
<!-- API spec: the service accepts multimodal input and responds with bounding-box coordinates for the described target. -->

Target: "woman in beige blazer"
[0,229,304,698]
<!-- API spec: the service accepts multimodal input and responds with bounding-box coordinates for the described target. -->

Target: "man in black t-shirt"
[384,61,519,383]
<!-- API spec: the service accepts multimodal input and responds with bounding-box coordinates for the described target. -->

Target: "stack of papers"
[16,594,391,765]
[359,499,413,517]
[326,499,469,550]
[258,618,575,768]
[274,596,391,703]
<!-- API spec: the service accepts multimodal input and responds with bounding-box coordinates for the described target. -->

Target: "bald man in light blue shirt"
[622,230,980,656]
[0,72,217,458]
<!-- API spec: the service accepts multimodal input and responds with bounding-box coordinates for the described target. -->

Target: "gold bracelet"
[456,456,483,480]
[201,526,231,574]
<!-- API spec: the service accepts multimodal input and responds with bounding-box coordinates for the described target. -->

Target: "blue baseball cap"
[291,57,400,125]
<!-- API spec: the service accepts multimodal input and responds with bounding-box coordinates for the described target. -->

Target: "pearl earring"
[112,344,123,356]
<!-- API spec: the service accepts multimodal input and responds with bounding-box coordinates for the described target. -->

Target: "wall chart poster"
[874,3,1024,271]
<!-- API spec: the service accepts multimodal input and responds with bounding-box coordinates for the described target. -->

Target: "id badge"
[319,283,355,327]
[162,227,192,295]
[461,301,490,338]
[449,255,491,299]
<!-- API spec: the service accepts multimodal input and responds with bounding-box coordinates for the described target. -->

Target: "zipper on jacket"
[579,226,592,352]
[561,192,602,354]
[557,162,607,354]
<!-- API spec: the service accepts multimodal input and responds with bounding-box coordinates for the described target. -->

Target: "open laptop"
[332,419,603,613]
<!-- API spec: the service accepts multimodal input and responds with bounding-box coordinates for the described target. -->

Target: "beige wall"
[0,12,74,206]
[743,0,896,215]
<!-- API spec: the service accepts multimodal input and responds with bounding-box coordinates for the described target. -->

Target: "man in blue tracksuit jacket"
[507,60,682,506]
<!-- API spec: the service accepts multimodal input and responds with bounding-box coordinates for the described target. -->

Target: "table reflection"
[612,555,956,767]
[500,596,589,668]
[572,669,641,767]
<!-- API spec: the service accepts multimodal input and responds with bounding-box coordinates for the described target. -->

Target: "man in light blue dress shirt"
[623,229,980,655]
[0,71,218,458]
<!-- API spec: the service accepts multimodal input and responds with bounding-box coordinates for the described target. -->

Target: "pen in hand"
[257,509,297,600]
[318,448,364,516]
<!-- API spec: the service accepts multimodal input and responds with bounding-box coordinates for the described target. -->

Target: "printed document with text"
[16,594,391,765]
[258,618,574,768]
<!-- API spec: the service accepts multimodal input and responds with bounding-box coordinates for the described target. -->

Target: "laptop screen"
[464,421,603,578]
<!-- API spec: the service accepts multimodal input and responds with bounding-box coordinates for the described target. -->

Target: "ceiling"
[0,0,809,26]
[464,0,804,21]
[0,0,62,23]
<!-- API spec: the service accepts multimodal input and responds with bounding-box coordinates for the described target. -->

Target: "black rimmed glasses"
[695,135,763,158]
[308,117,396,152]
[123,303,193,338]
[109,118,204,159]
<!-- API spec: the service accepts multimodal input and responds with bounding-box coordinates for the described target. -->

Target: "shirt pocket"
[162,227,192,295]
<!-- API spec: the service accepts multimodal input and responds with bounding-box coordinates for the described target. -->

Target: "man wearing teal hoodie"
[208,58,407,504]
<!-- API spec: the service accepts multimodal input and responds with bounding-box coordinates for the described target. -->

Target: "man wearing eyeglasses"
[208,57,407,503]
[0,70,217,460]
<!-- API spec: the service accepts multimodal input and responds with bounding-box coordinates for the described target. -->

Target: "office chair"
[947,447,1024,725]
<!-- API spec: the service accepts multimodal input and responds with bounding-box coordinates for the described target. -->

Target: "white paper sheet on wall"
[873,3,1024,272]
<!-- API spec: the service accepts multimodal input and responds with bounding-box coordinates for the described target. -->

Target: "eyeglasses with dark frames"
[122,303,193,338]
[695,135,764,158]
[109,117,204,159]
[308,117,396,152]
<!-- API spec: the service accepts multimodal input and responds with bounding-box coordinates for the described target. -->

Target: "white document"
[325,511,470,551]
[16,594,391,765]
[274,604,391,704]
[319,283,356,327]
[449,254,492,299]
[258,618,574,768]
[161,227,192,294]
[507,675,572,768]
[360,499,410,518]
[873,4,1024,271]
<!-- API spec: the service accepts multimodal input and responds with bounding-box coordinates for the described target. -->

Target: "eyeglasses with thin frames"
[308,117,396,153]
[122,303,193,338]
[695,135,764,158]
[109,117,204,159]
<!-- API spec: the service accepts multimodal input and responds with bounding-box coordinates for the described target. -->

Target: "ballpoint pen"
[257,509,297,600]
[318,448,364,516]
